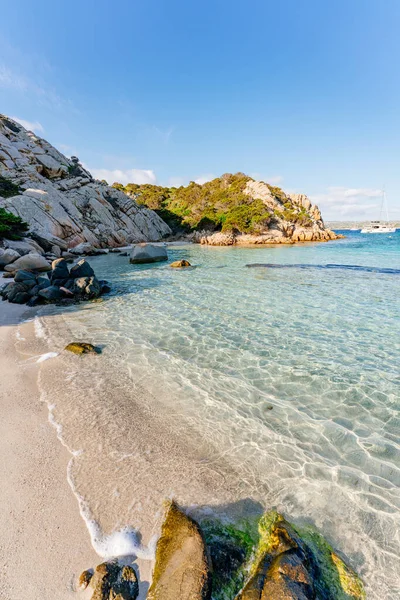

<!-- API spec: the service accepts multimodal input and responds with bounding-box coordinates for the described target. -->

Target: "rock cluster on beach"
[0,257,110,306]
[0,115,171,251]
[80,501,365,600]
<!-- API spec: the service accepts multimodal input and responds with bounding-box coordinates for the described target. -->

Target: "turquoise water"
[37,231,400,598]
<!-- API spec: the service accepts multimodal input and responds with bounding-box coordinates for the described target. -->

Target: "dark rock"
[98,280,111,294]
[52,278,69,287]
[78,561,138,599]
[73,276,101,299]
[5,282,29,302]
[11,291,31,304]
[50,258,70,281]
[38,286,64,301]
[147,500,211,600]
[130,243,168,264]
[26,295,43,307]
[70,259,95,278]
[14,270,37,283]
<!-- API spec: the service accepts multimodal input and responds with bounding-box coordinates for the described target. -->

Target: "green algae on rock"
[147,500,212,600]
[235,511,366,600]
[64,342,101,355]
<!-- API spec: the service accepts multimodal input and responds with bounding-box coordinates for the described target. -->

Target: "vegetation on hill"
[112,173,314,235]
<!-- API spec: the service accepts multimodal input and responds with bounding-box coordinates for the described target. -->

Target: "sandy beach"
[0,297,98,599]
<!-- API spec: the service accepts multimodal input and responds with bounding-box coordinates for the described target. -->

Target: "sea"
[22,230,400,598]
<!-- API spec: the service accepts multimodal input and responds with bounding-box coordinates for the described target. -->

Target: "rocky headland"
[0,114,341,253]
[118,174,342,246]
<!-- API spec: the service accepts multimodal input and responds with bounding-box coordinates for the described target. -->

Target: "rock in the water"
[130,243,168,264]
[70,258,95,279]
[78,561,138,600]
[170,259,191,268]
[65,342,100,354]
[235,512,365,600]
[4,253,50,272]
[147,500,211,600]
[73,275,101,299]
[0,248,20,267]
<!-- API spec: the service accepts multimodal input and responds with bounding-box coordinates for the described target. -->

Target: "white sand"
[0,300,98,599]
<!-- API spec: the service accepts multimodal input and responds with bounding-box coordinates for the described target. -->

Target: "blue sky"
[1,0,400,220]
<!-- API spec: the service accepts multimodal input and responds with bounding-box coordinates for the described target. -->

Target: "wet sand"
[0,298,97,599]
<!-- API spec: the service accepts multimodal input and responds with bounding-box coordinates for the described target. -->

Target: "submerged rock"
[170,259,191,268]
[65,342,101,355]
[130,243,168,264]
[147,501,212,600]
[78,561,138,600]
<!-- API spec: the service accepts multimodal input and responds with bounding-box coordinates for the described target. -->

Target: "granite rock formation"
[0,115,171,251]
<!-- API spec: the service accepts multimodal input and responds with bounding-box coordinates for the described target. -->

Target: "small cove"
[27,231,400,599]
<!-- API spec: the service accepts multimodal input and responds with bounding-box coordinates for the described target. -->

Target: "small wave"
[246,263,400,274]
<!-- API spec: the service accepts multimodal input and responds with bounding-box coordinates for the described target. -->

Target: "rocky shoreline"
[79,501,365,600]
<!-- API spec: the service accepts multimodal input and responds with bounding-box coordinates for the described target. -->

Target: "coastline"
[0,299,98,599]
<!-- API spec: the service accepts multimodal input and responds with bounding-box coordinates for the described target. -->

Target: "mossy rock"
[64,342,101,355]
[147,500,212,600]
[235,511,365,600]
[170,260,191,268]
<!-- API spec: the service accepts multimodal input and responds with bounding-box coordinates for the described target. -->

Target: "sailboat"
[361,189,397,233]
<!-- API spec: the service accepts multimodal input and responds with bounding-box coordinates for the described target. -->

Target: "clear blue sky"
[1,0,400,220]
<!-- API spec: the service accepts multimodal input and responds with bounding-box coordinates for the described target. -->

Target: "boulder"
[4,253,51,273]
[70,259,95,279]
[170,259,191,268]
[0,248,20,267]
[147,501,211,600]
[70,242,96,255]
[50,258,70,281]
[38,286,64,301]
[236,515,316,600]
[130,243,168,264]
[4,238,44,256]
[73,276,101,299]
[14,270,37,283]
[78,561,138,600]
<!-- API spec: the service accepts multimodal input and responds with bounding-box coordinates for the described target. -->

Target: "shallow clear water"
[34,231,400,598]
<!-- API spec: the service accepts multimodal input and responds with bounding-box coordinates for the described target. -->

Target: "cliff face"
[0,115,171,250]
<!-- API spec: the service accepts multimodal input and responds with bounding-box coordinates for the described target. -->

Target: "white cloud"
[311,187,383,220]
[89,167,157,186]
[194,173,216,185]
[10,116,44,134]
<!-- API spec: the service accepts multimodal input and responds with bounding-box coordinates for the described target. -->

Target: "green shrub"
[0,208,29,240]
[0,175,20,199]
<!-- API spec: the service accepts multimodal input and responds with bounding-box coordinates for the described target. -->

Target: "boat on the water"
[361,190,397,233]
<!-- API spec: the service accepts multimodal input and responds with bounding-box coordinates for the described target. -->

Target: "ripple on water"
[35,235,400,599]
